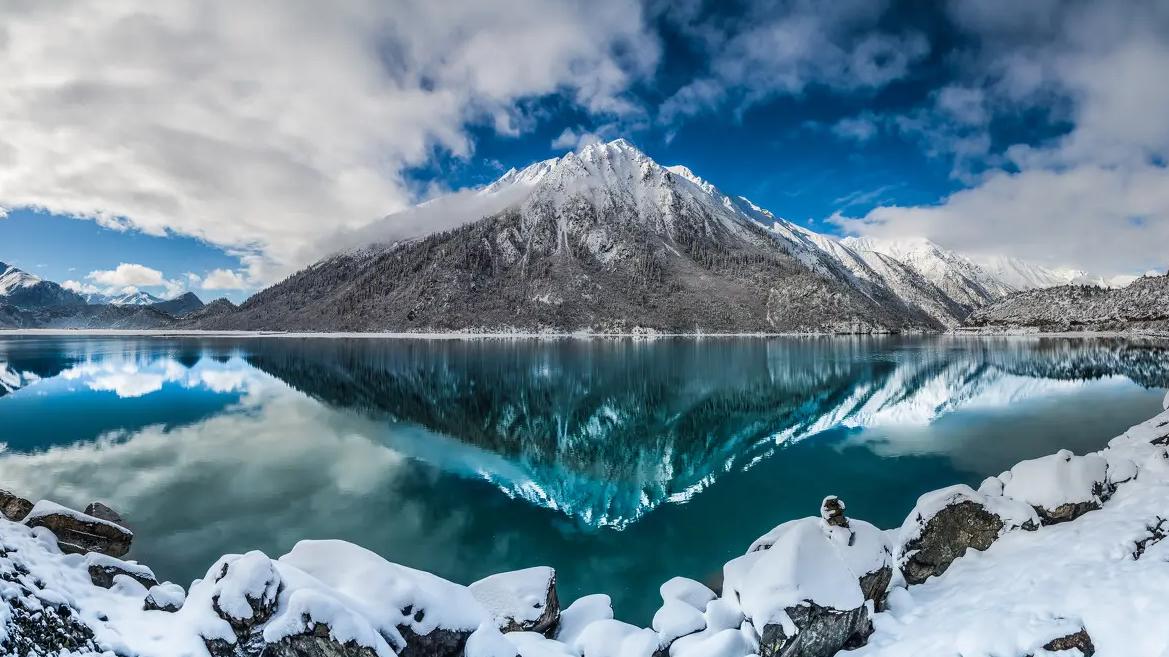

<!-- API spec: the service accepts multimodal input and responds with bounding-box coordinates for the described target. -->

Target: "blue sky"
[1,0,1166,301]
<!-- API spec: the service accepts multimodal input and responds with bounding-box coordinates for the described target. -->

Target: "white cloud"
[0,1,659,283]
[61,279,101,295]
[550,125,617,151]
[201,268,248,290]
[659,0,928,123]
[834,0,1169,278]
[831,113,880,142]
[87,263,166,287]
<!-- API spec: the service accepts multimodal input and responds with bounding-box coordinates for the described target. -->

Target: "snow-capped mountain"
[0,261,85,310]
[841,237,1016,306]
[83,289,165,306]
[972,254,1109,290]
[198,139,988,332]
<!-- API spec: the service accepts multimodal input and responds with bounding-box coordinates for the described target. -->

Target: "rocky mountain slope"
[150,292,205,317]
[965,273,1169,333]
[195,140,988,333]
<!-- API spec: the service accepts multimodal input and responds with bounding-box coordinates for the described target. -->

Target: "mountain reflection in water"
[0,335,1166,622]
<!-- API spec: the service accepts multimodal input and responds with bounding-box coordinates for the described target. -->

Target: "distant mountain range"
[1,140,1160,333]
[0,262,207,328]
[79,289,164,306]
[965,274,1169,333]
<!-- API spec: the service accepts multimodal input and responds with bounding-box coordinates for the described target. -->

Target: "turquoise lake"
[1,335,1167,623]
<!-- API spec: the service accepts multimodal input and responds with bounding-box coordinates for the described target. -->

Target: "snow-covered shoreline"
[3,394,1169,656]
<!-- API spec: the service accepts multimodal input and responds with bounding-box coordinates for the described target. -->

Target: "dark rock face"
[394,626,472,657]
[821,496,848,528]
[261,623,381,657]
[858,566,893,611]
[757,603,871,657]
[24,510,133,557]
[88,562,158,590]
[1034,500,1101,525]
[1040,628,1095,656]
[0,489,34,521]
[900,500,1005,585]
[84,501,126,526]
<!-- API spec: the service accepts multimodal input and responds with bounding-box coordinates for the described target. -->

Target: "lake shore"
[3,392,1168,656]
[3,327,1169,340]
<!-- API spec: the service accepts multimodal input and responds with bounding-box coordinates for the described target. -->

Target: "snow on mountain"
[0,262,42,296]
[842,237,1015,306]
[0,261,85,310]
[106,290,165,306]
[972,254,1110,290]
[203,139,948,333]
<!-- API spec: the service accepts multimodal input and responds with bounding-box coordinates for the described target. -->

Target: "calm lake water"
[1,335,1167,622]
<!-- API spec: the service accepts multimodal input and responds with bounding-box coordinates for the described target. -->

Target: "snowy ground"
[3,394,1169,656]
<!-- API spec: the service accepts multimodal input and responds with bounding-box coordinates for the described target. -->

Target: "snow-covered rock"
[554,594,614,647]
[145,582,188,613]
[1001,450,1111,524]
[651,598,706,647]
[658,576,716,612]
[23,499,134,557]
[571,618,658,657]
[470,566,559,634]
[724,500,892,657]
[85,551,158,589]
[896,484,1038,585]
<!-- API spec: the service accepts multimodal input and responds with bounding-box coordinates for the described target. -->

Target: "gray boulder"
[757,603,871,657]
[84,501,126,526]
[22,500,133,557]
[0,489,34,521]
[897,485,1037,585]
